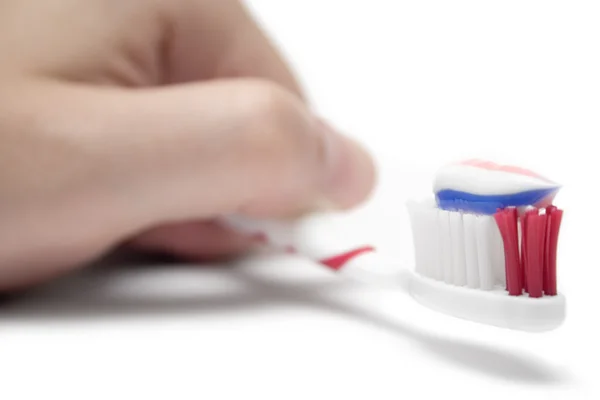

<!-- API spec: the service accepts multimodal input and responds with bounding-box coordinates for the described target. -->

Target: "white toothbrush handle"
[222,213,403,286]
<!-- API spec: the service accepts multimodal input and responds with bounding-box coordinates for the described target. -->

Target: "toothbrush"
[221,159,566,332]
[222,211,398,286]
[406,159,565,332]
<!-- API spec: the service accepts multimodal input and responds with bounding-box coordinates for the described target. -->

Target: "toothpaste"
[433,159,561,214]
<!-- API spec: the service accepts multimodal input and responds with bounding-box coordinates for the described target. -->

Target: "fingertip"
[319,119,378,210]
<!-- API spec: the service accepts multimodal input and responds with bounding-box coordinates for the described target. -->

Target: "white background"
[1,1,599,399]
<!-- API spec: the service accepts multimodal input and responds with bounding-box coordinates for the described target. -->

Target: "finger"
[31,78,375,231]
[127,220,257,261]
[166,0,305,98]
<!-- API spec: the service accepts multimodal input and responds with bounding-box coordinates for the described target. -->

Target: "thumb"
[56,78,376,229]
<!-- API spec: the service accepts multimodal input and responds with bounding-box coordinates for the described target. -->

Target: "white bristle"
[490,219,506,286]
[407,200,508,291]
[406,202,428,277]
[475,215,496,290]
[407,201,441,279]
[424,208,442,280]
[437,210,454,284]
[462,214,480,288]
[449,212,467,286]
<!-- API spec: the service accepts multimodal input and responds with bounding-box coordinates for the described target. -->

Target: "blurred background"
[1,1,598,399]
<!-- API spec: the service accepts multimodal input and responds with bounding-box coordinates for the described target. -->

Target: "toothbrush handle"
[222,214,403,286]
[222,213,372,261]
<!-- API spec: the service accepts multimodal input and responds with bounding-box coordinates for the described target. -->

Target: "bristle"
[475,215,495,290]
[408,196,562,301]
[508,208,523,294]
[496,210,508,290]
[406,205,420,275]
[544,206,562,295]
[521,216,527,293]
[494,208,523,296]
[432,210,444,280]
[524,210,547,298]
[407,200,562,296]
[407,202,435,278]
[449,212,467,286]
[489,219,506,288]
[543,208,551,294]
[424,208,442,280]
[462,214,480,288]
[438,210,454,284]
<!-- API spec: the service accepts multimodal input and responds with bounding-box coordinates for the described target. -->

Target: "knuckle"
[239,80,324,175]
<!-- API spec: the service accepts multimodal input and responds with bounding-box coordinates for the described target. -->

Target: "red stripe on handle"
[320,246,376,271]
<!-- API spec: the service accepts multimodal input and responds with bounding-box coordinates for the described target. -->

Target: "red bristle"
[503,210,509,291]
[521,210,534,293]
[543,207,553,293]
[544,206,563,295]
[539,213,548,294]
[524,212,547,298]
[494,208,522,296]
[507,208,523,294]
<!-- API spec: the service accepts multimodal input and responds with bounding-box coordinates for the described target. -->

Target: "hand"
[0,0,376,291]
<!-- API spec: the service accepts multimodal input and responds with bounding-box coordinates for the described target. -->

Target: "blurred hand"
[0,0,376,291]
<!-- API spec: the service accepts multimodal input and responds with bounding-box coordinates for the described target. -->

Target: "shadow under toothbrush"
[319,302,569,385]
[0,251,571,386]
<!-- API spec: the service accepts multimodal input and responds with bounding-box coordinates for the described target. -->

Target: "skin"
[0,0,376,292]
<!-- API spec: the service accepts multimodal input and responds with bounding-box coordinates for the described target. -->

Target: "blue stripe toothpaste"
[434,159,561,214]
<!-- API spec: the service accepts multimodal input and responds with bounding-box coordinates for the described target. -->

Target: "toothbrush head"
[406,159,566,332]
